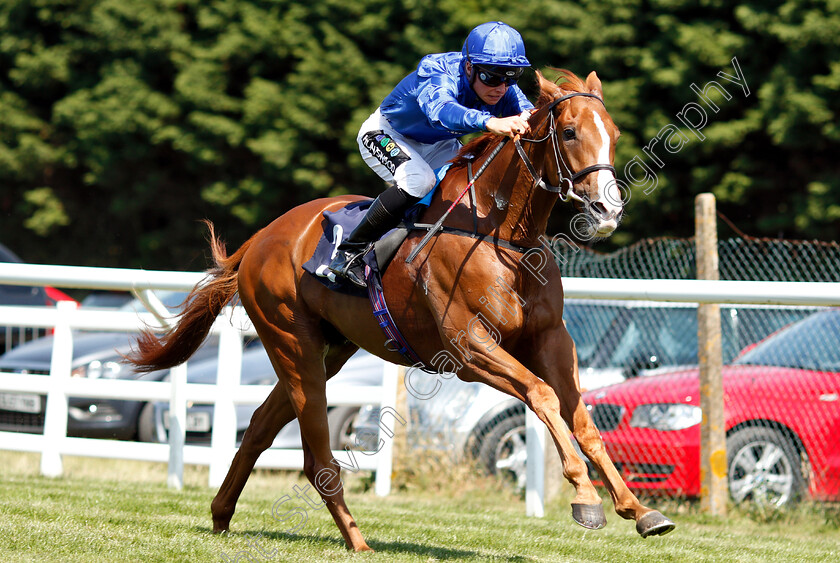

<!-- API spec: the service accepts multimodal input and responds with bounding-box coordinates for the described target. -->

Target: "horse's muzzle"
[587,201,623,237]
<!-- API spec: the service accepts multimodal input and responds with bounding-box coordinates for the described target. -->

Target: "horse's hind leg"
[299,434,372,551]
[285,355,372,551]
[210,341,359,534]
[253,322,370,551]
[212,383,296,532]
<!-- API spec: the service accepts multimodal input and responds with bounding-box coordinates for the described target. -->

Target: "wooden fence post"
[695,193,727,516]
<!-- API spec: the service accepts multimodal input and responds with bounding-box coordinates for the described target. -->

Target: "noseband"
[515,92,616,204]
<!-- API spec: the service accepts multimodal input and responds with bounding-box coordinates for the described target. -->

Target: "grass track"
[1,452,838,562]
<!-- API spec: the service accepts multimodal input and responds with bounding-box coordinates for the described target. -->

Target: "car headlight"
[629,403,701,431]
[71,359,122,379]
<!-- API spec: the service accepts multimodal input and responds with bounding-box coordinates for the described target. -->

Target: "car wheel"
[137,403,159,443]
[727,426,805,507]
[328,406,361,451]
[476,412,527,490]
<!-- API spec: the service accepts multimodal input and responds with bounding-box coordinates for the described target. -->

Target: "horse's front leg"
[429,316,604,525]
[527,323,676,537]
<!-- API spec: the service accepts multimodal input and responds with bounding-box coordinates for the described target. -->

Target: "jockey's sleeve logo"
[361,130,411,175]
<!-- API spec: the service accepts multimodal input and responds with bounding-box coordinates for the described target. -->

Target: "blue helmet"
[461,21,530,67]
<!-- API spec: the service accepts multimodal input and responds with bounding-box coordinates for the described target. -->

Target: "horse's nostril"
[591,202,609,218]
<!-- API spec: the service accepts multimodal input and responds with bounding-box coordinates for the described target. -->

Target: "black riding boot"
[328,185,419,288]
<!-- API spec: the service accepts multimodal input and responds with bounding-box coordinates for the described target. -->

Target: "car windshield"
[599,307,699,368]
[563,303,620,366]
[734,310,840,371]
[568,303,820,371]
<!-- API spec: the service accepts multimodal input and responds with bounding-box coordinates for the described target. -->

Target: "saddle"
[302,165,448,296]
[299,198,425,366]
[301,168,450,367]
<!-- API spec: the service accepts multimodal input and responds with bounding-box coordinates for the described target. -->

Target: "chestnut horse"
[128,70,675,550]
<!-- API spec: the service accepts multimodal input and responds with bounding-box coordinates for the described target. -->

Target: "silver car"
[146,348,385,450]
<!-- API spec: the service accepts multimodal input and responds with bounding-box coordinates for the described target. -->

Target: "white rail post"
[41,300,77,477]
[167,362,187,489]
[374,363,400,497]
[525,409,546,517]
[209,310,243,488]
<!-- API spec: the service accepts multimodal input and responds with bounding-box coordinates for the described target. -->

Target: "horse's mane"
[450,134,500,169]
[450,68,585,170]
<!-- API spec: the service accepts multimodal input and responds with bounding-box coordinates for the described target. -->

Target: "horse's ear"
[536,70,559,106]
[585,71,604,101]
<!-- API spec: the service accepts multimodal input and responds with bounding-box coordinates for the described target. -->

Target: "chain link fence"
[557,236,840,282]
[555,236,838,507]
[407,236,840,509]
[567,236,839,507]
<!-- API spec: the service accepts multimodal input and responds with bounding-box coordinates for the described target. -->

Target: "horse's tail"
[127,220,251,373]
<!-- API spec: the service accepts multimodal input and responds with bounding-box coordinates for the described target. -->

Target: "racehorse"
[128,69,675,551]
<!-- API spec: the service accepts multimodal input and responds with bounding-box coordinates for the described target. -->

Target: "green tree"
[540,0,840,245]
[0,0,837,270]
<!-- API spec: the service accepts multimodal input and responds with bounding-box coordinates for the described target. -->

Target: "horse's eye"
[563,128,576,141]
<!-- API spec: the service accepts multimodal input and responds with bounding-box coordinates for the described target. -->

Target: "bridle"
[514,92,616,204]
[404,92,618,264]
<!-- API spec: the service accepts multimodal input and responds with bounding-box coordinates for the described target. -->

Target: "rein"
[516,92,616,203]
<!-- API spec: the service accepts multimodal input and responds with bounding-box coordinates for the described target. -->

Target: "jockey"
[329,21,535,287]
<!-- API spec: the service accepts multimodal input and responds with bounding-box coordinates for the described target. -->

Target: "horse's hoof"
[636,511,676,538]
[571,503,607,530]
[348,542,374,552]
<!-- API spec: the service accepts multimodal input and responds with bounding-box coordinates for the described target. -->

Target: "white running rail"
[0,263,399,494]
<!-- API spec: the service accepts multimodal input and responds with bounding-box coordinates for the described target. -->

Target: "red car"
[582,309,840,507]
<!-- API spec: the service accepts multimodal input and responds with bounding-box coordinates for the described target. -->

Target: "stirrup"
[328,248,368,288]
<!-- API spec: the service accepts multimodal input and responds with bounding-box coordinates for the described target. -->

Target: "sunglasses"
[475,65,524,87]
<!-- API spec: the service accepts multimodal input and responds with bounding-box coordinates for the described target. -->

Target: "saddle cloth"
[301,164,447,296]
[301,166,449,367]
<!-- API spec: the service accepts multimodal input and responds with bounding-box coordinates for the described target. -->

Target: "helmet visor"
[475,65,525,87]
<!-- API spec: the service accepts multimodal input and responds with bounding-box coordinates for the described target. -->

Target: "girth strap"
[365,264,427,368]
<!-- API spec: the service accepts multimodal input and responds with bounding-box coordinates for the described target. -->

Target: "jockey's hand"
[486,115,531,138]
